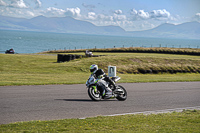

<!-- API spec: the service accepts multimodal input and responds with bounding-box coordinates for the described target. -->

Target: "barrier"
[57,54,82,62]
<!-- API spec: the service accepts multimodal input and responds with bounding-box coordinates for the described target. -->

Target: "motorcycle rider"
[89,64,116,99]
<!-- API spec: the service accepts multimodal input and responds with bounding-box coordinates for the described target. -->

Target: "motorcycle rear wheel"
[88,87,102,101]
[116,85,127,101]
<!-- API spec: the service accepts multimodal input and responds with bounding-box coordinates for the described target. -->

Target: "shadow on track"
[55,99,92,102]
[55,99,117,102]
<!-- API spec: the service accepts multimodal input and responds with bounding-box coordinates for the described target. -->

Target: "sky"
[0,0,200,31]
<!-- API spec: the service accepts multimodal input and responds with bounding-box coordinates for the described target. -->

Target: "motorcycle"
[86,75,127,101]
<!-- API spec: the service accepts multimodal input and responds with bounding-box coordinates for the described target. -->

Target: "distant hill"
[0,15,200,39]
[0,15,125,35]
[128,22,200,39]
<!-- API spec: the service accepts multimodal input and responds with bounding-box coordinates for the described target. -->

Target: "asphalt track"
[0,82,200,124]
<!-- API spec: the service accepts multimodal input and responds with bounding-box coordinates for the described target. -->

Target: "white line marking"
[79,106,200,119]
[105,106,200,117]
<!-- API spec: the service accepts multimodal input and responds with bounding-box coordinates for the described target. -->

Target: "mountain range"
[0,15,200,39]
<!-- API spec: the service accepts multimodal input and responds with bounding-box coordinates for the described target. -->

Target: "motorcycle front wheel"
[116,85,127,101]
[88,87,102,101]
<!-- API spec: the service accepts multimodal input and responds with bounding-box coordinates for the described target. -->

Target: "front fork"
[91,85,106,97]
[92,86,97,93]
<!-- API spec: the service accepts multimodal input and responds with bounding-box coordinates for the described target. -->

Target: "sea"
[0,30,200,54]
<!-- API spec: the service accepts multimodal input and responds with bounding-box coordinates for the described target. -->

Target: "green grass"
[0,110,200,132]
[1,53,200,132]
[0,53,200,86]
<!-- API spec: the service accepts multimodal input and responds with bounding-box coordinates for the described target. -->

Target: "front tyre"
[116,85,127,101]
[88,87,102,101]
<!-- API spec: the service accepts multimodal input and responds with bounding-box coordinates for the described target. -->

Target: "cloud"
[0,7,36,18]
[0,0,7,6]
[86,10,126,22]
[130,9,137,15]
[34,0,41,8]
[96,14,113,21]
[84,10,128,29]
[150,9,170,19]
[0,0,41,8]
[0,0,42,18]
[194,13,200,21]
[43,7,66,17]
[9,0,28,8]
[86,12,108,21]
[82,8,174,31]
[0,2,189,31]
[113,14,126,21]
[43,7,81,18]
[130,9,149,20]
[114,10,122,14]
[65,7,81,17]
[138,10,150,19]
[87,12,96,20]
[26,10,35,16]
[130,9,170,20]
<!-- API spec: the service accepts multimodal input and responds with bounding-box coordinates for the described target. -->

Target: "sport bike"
[86,75,127,101]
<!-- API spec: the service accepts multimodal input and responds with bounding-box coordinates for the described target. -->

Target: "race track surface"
[0,82,200,124]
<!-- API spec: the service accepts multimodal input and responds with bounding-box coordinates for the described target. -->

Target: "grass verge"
[1,73,200,86]
[0,53,200,86]
[44,47,200,56]
[0,110,200,132]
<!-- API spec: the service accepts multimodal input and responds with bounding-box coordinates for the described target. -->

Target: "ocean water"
[0,30,200,53]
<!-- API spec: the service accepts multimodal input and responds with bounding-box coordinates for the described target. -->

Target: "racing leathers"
[92,69,116,98]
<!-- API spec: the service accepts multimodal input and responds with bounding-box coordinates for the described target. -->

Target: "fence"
[46,44,200,52]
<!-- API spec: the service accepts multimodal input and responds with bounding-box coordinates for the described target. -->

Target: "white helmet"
[90,64,98,73]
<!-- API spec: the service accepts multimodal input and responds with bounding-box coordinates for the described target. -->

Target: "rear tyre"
[116,85,127,101]
[88,87,102,101]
